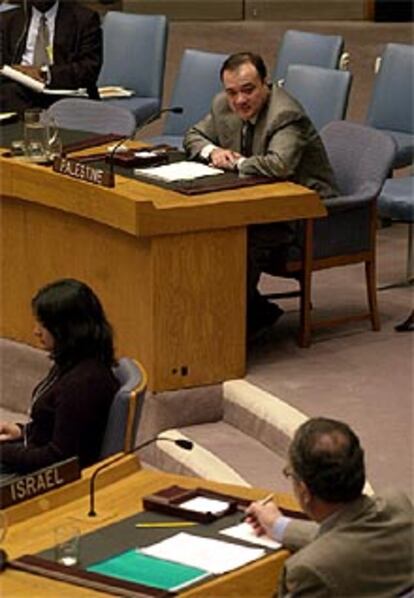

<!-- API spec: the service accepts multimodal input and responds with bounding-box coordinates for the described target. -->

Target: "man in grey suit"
[184,53,338,340]
[246,417,414,597]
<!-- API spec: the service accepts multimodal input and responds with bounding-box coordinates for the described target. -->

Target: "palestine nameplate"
[0,457,81,508]
[53,156,114,187]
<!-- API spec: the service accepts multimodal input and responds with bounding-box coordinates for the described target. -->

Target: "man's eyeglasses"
[283,465,298,481]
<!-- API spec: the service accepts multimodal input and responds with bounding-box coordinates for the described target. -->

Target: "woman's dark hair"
[220,52,267,82]
[289,417,365,503]
[32,279,115,368]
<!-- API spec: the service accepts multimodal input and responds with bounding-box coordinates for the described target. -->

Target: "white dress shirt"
[21,1,59,66]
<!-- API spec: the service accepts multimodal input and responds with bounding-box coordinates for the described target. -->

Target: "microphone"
[108,106,184,183]
[88,434,193,517]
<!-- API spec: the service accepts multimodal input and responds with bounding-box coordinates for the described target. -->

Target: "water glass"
[24,108,61,162]
[54,523,80,567]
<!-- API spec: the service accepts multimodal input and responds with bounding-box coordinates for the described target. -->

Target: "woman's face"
[34,320,55,352]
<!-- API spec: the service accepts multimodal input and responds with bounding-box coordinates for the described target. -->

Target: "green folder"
[87,549,209,591]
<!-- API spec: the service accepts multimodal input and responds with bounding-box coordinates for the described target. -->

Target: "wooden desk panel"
[0,155,325,391]
[2,456,297,597]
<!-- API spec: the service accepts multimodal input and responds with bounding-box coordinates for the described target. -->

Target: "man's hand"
[12,65,44,82]
[0,422,22,442]
[210,148,241,170]
[245,500,282,537]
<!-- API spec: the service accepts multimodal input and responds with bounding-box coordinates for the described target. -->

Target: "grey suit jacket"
[183,84,338,199]
[279,491,414,597]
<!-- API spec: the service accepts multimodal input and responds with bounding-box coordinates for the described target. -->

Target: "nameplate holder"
[53,156,114,188]
[0,457,80,509]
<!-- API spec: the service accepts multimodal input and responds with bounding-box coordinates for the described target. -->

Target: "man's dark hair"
[289,417,365,503]
[32,278,115,368]
[220,52,267,82]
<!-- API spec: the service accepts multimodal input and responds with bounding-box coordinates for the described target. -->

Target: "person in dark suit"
[0,0,102,113]
[184,53,338,339]
[0,279,119,476]
[246,417,414,597]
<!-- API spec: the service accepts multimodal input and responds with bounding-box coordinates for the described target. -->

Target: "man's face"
[30,0,56,13]
[222,62,269,122]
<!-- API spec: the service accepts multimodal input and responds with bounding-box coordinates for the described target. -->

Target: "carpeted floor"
[148,20,413,499]
[248,223,413,498]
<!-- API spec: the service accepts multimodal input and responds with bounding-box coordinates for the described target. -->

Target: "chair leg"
[299,220,313,348]
[365,259,380,331]
[407,222,413,283]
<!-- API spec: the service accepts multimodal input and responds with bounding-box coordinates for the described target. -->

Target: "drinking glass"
[54,523,80,566]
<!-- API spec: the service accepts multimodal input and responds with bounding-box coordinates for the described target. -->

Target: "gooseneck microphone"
[108,106,184,182]
[88,434,193,517]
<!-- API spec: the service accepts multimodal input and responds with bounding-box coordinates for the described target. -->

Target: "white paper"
[99,86,134,99]
[141,532,265,575]
[0,112,17,122]
[134,160,223,182]
[220,522,282,550]
[1,65,87,96]
[180,497,230,514]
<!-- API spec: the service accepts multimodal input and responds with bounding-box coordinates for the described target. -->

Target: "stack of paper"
[134,161,223,182]
[220,522,282,550]
[141,532,265,575]
[99,86,134,99]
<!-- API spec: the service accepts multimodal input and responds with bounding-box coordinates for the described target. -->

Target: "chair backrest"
[163,49,228,136]
[98,12,168,101]
[320,121,396,198]
[284,65,352,131]
[366,43,414,135]
[100,357,147,459]
[47,98,136,135]
[273,29,344,82]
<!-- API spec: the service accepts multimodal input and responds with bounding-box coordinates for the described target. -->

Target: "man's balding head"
[289,417,365,503]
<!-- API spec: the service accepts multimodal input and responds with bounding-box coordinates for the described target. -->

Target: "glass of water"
[54,523,80,566]
[24,108,61,162]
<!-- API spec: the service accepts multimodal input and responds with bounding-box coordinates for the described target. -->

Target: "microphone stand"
[88,435,192,517]
[108,106,183,185]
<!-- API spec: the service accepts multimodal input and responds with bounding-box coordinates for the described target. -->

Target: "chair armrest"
[324,194,375,213]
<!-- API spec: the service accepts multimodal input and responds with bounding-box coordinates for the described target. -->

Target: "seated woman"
[0,279,119,476]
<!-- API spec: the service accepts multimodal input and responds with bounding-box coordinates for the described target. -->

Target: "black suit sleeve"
[49,9,102,92]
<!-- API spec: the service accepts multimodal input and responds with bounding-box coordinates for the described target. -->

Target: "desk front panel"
[1,196,245,390]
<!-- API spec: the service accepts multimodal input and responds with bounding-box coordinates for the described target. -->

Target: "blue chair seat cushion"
[378,177,414,222]
[382,130,414,169]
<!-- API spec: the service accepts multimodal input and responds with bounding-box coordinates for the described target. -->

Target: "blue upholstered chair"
[273,29,346,83]
[47,98,136,136]
[366,43,414,169]
[97,12,168,125]
[146,49,228,150]
[284,64,352,131]
[378,176,414,286]
[100,357,147,459]
[264,122,396,347]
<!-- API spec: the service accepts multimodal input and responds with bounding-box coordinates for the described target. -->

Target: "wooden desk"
[2,456,298,597]
[0,153,326,391]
